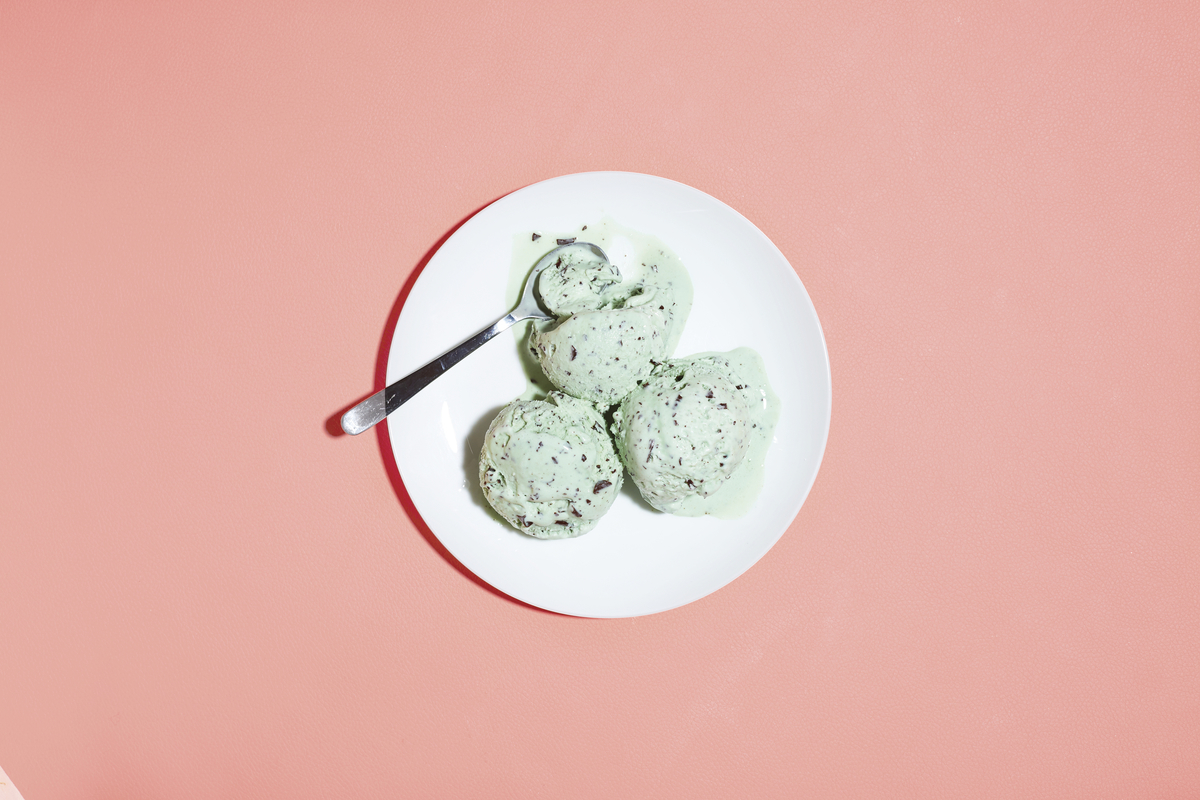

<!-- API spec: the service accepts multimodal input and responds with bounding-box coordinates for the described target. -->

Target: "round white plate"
[386,172,830,617]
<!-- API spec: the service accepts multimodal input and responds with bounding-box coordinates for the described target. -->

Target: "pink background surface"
[2,1,1198,797]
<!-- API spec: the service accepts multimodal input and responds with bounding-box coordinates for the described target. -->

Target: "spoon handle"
[341,312,521,435]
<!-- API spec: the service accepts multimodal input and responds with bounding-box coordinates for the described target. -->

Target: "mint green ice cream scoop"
[612,349,779,517]
[479,393,624,538]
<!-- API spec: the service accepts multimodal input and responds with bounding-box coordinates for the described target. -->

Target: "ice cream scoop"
[527,232,692,407]
[479,392,624,538]
[340,242,612,435]
[529,306,667,406]
[612,349,780,517]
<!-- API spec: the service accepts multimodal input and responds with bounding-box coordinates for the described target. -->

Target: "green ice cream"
[529,306,667,406]
[612,349,780,517]
[536,245,622,316]
[479,392,623,538]
[524,221,694,407]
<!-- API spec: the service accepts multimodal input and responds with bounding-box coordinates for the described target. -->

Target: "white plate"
[386,172,830,617]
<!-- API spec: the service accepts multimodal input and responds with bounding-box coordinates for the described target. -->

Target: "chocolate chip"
[551,457,558,464]
[581,225,587,230]
[555,520,569,526]
[532,233,541,241]
[736,385,744,390]
[557,237,576,245]
[593,480,612,493]
[570,507,582,517]
[717,403,727,409]
[581,454,587,462]
[570,346,577,361]
[706,390,714,399]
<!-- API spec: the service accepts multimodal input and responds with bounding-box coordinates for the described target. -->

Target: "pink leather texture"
[2,2,1198,797]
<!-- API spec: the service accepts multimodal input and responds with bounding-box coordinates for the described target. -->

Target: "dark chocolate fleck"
[570,507,582,517]
[570,346,577,361]
[532,233,541,241]
[593,480,612,493]
[717,403,727,409]
[706,390,714,399]
[551,457,558,464]
[555,520,569,526]
[557,237,576,245]
[581,454,587,462]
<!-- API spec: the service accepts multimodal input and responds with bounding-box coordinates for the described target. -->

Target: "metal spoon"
[340,241,611,435]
